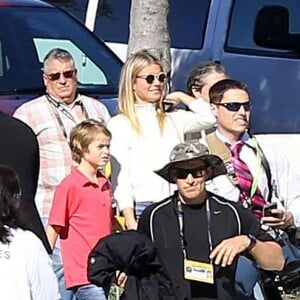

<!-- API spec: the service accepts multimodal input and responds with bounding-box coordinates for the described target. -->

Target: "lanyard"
[249,137,262,198]
[46,93,89,139]
[175,197,213,262]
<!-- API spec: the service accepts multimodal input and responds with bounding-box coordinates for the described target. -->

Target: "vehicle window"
[94,0,131,44]
[50,0,211,50]
[0,6,121,94]
[48,0,131,44]
[168,0,210,49]
[227,0,300,56]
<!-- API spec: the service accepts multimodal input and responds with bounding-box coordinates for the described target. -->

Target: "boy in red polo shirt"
[46,119,113,300]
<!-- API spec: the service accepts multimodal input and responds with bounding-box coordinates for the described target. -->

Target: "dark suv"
[0,0,122,115]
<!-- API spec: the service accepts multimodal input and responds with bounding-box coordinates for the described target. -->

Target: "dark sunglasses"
[215,101,251,112]
[136,72,167,84]
[174,167,207,179]
[44,69,76,81]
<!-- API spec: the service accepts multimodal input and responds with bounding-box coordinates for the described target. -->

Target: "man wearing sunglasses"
[138,141,284,300]
[207,79,300,226]
[205,78,300,298]
[13,48,110,300]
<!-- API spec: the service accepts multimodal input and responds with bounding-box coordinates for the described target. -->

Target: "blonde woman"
[108,50,216,230]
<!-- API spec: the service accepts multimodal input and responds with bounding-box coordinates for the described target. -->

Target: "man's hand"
[261,209,294,229]
[209,235,251,267]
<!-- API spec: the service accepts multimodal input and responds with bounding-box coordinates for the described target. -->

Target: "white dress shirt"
[205,130,300,227]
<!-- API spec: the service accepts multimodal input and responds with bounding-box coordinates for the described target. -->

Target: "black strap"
[252,136,273,203]
[46,93,89,139]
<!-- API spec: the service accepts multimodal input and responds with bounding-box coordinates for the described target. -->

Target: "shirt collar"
[215,129,250,146]
[134,102,156,112]
[47,93,82,109]
[71,166,104,186]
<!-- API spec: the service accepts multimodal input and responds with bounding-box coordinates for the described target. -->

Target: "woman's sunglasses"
[174,167,207,179]
[215,101,251,112]
[44,69,76,81]
[136,72,167,84]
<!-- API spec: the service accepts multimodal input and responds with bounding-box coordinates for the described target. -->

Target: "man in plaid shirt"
[14,48,111,300]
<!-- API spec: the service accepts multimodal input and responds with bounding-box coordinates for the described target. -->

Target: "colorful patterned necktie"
[230,141,266,219]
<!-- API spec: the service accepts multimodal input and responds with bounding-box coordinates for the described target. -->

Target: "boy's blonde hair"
[69,119,111,163]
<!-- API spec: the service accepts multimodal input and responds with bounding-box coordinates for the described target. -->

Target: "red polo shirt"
[49,166,113,289]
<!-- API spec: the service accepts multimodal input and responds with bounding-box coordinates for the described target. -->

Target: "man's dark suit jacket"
[0,111,51,253]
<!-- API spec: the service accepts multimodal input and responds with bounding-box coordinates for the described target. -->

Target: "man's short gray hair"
[43,48,75,72]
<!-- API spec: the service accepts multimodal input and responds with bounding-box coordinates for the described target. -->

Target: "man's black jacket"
[88,230,178,300]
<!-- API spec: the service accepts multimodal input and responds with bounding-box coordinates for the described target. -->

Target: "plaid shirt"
[14,94,110,218]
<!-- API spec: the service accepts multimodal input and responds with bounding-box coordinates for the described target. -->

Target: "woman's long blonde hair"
[118,50,166,134]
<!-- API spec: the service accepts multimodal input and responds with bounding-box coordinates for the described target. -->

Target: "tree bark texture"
[128,0,171,74]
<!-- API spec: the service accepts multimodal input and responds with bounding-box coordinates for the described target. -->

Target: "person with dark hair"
[208,78,300,232]
[205,78,300,298]
[138,142,284,300]
[46,119,113,300]
[185,61,226,142]
[14,48,110,300]
[186,61,226,101]
[0,165,59,299]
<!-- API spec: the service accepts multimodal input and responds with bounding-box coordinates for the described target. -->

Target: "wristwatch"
[246,234,257,253]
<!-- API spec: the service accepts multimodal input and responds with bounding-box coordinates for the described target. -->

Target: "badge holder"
[184,259,214,284]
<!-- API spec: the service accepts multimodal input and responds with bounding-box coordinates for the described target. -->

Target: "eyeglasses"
[136,72,167,84]
[44,69,76,81]
[174,167,207,179]
[215,101,251,112]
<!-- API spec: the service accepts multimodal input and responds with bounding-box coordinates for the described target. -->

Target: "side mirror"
[254,5,300,51]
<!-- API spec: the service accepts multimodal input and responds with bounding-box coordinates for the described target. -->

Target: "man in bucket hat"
[138,142,284,300]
